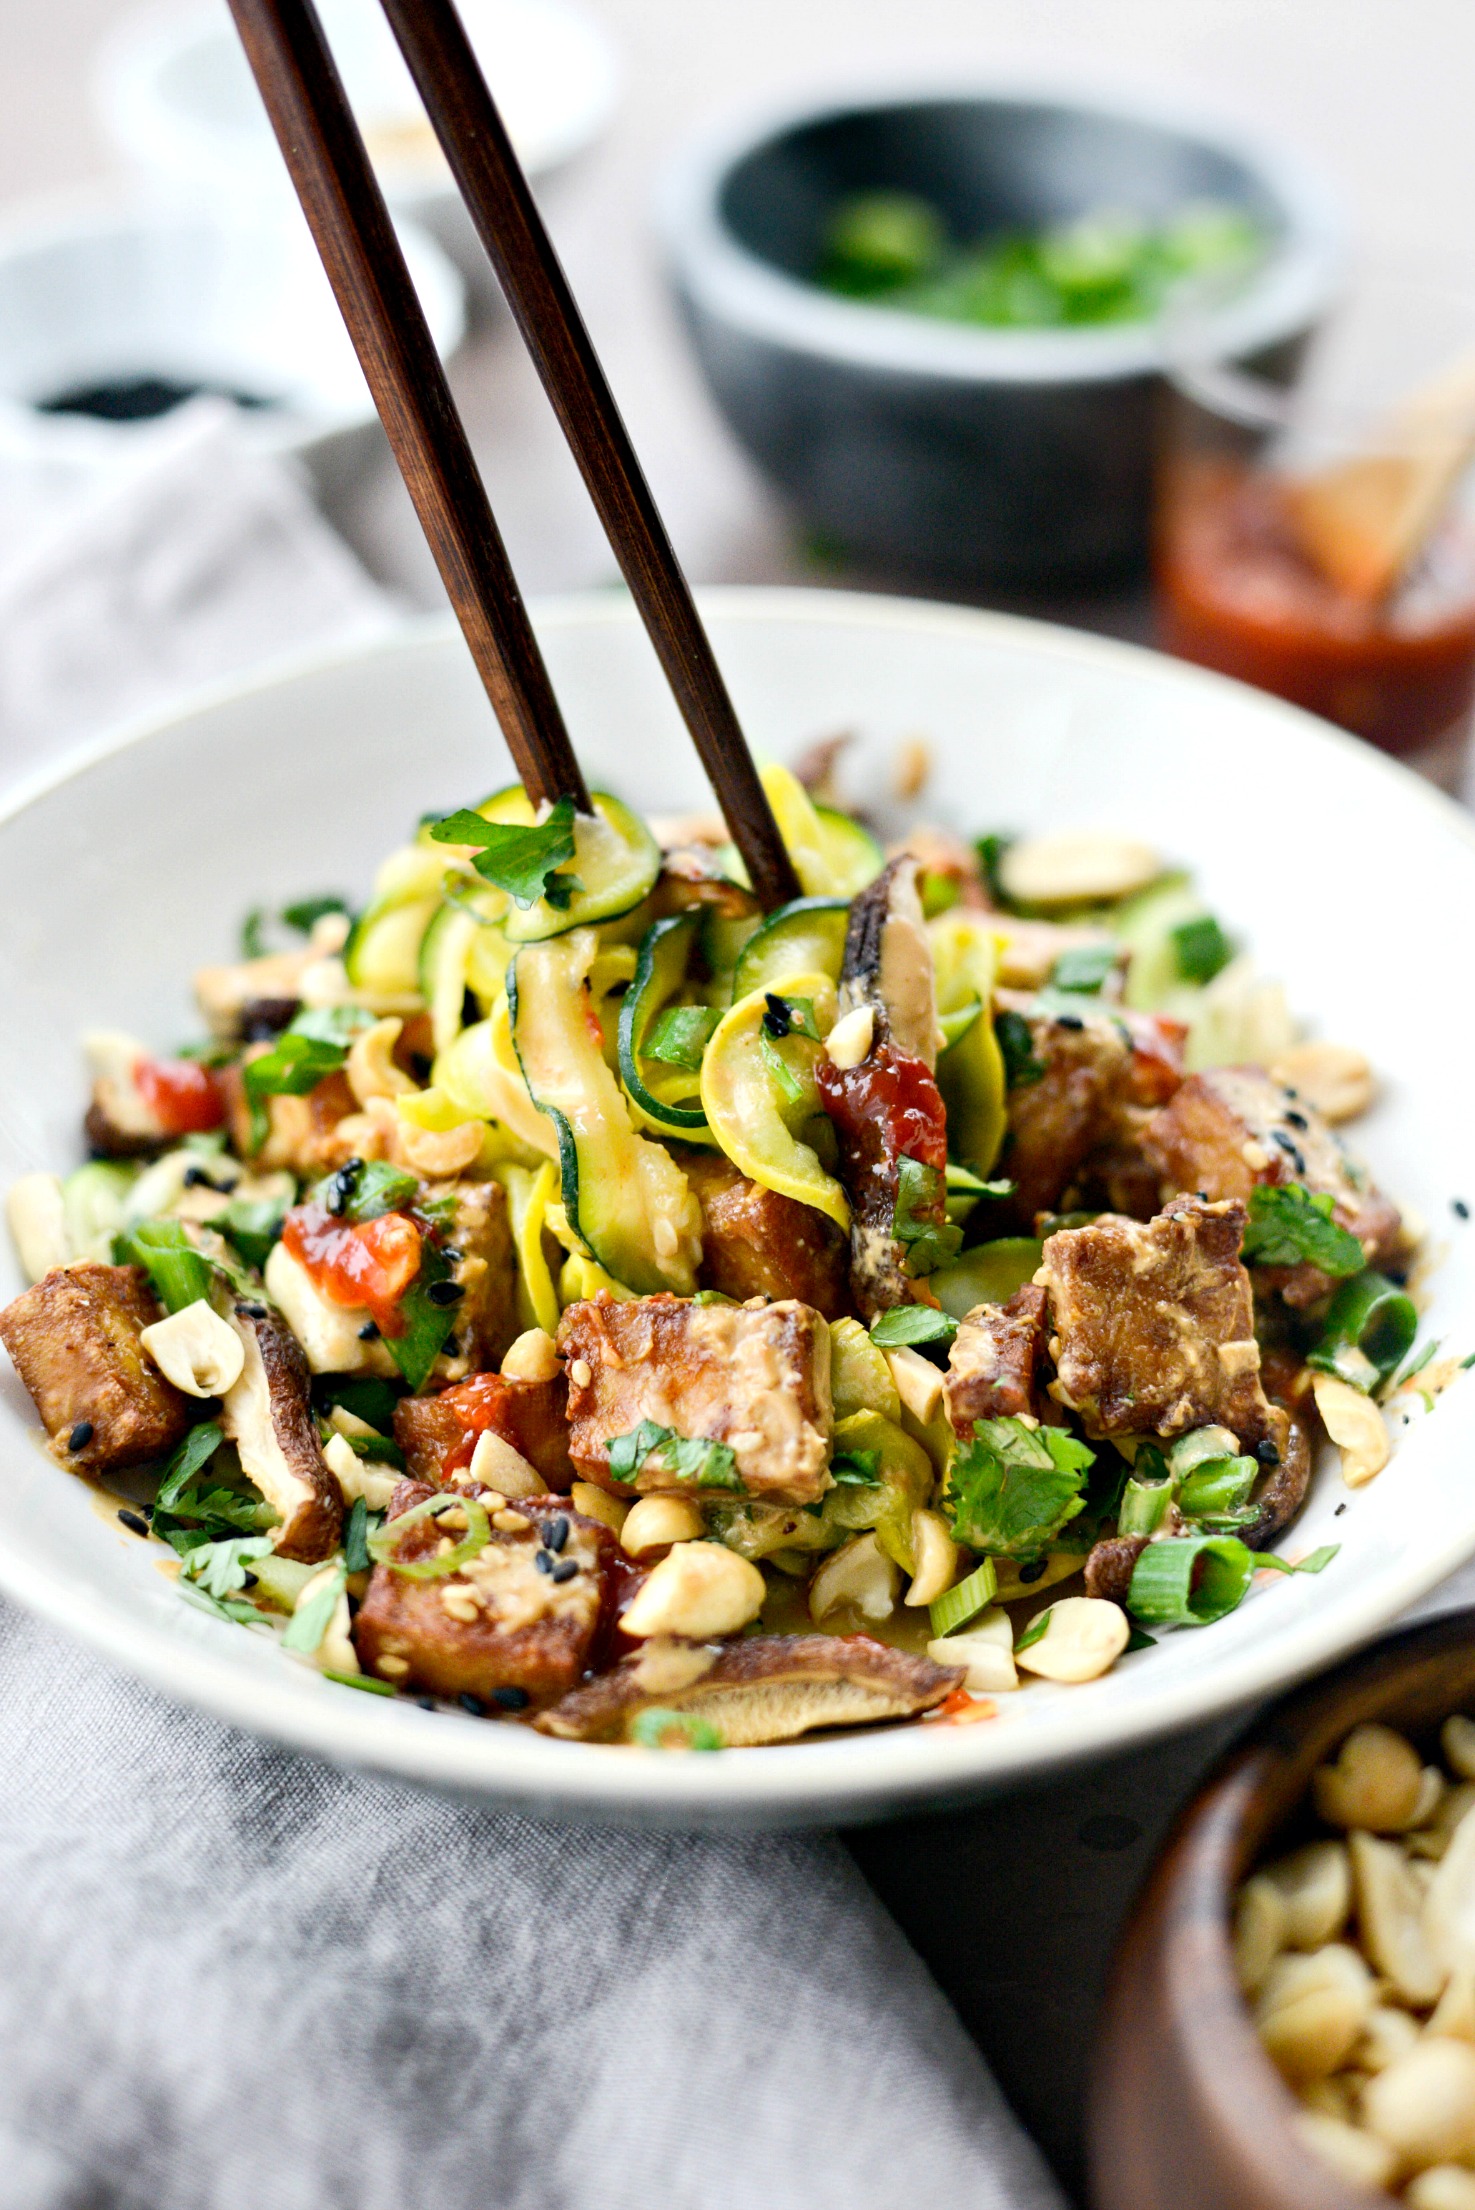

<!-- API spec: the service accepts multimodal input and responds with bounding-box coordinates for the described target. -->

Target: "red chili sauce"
[135,1057,225,1135]
[1156,459,1475,768]
[281,1201,421,1337]
[817,1043,948,1176]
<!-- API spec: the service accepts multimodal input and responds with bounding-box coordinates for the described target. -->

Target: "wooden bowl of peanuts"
[1090,1610,1475,2210]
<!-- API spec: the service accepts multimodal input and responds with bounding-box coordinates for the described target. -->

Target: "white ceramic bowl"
[0,194,465,507]
[2,588,1473,1830]
[95,0,621,300]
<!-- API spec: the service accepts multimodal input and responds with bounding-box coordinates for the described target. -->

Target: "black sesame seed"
[762,991,793,1038]
[417,1696,438,1711]
[182,1164,210,1188]
[425,1279,464,1307]
[1272,1130,1306,1175]
[1056,1014,1085,1033]
[1284,1110,1308,1131]
[544,1514,569,1554]
[240,1302,267,1320]
[1255,1439,1281,1467]
[241,1570,258,1589]
[550,1558,578,1584]
[117,1508,149,1537]
[67,1421,94,1452]
[458,1693,485,1716]
[534,1549,555,1575]
[492,1685,530,1711]
[1455,1199,1471,1221]
[1334,1502,1347,1516]
[1018,1559,1046,1584]
[358,1319,380,1341]
[324,1183,347,1216]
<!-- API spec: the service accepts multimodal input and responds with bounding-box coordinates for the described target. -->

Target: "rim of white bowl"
[656,67,1348,388]
[2,585,1474,1828]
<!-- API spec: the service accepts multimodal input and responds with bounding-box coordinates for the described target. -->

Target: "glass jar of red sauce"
[1157,456,1475,787]
[1155,283,1475,791]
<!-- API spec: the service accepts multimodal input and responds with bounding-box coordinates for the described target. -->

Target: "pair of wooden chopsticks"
[226,0,800,910]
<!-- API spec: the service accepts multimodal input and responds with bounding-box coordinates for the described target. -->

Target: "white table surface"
[6,2,1475,2195]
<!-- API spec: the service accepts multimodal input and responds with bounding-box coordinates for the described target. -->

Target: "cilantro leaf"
[178,1582,269,1628]
[1050,943,1117,995]
[242,1005,373,1148]
[180,1534,275,1601]
[892,1156,963,1277]
[113,1217,213,1314]
[645,1005,722,1072]
[281,895,350,936]
[430,799,580,911]
[1241,1183,1364,1277]
[385,1238,458,1394]
[605,1421,742,1491]
[994,1008,1045,1090]
[311,1158,420,1224]
[869,1305,958,1349]
[155,1422,225,1506]
[1171,914,1233,985]
[218,1194,288,1271]
[945,1416,1094,1556]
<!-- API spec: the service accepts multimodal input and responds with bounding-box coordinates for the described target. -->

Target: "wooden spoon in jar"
[1284,347,1475,603]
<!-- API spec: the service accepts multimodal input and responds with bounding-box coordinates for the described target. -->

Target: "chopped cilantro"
[281,895,350,935]
[945,1416,1094,1556]
[178,1582,268,1628]
[645,1005,722,1072]
[344,1496,374,1574]
[1171,913,1234,985]
[152,1424,278,1552]
[218,1194,288,1270]
[975,832,1014,907]
[994,1008,1045,1090]
[1013,1609,1052,1653]
[869,1305,958,1350]
[605,1420,742,1491]
[114,1216,213,1314]
[180,1534,274,1601]
[242,1005,373,1149]
[1050,943,1117,995]
[240,907,268,959]
[312,1376,403,1431]
[311,1158,420,1224]
[892,1156,963,1276]
[1241,1183,1364,1276]
[386,1239,458,1393]
[430,799,582,911]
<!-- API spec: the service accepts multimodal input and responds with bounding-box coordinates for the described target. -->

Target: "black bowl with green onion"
[658,79,1345,586]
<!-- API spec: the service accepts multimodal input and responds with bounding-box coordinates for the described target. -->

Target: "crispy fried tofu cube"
[556,1293,833,1506]
[1038,1196,1283,1451]
[679,1150,850,1317]
[944,1283,1047,1434]
[999,996,1182,1227]
[353,1485,613,1705]
[394,1369,572,1491]
[0,1263,191,1473]
[1142,1066,1402,1303]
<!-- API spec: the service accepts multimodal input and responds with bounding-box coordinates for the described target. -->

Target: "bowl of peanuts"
[1091,1609,1475,2210]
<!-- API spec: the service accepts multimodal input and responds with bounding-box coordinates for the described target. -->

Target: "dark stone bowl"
[657,77,1346,586]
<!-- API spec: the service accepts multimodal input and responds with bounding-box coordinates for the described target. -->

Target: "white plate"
[2,588,1473,1830]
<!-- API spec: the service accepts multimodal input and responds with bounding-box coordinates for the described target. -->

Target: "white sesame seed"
[570,1358,592,1388]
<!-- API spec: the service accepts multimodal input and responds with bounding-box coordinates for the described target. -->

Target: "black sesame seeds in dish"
[0,757,1455,1750]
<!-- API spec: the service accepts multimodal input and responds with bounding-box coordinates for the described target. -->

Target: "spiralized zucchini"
[699,973,849,1231]
[490,1159,561,1334]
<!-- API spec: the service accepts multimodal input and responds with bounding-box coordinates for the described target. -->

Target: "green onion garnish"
[928,1558,998,1639]
[1127,1535,1255,1627]
[366,1492,491,1580]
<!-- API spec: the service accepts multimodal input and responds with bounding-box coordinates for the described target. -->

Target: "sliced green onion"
[1014,1607,1051,1653]
[1119,1475,1175,1538]
[630,1708,724,1751]
[282,1564,347,1653]
[1255,1545,1340,1577]
[928,1557,998,1638]
[1167,1426,1240,1476]
[1127,1536,1255,1627]
[1176,1458,1257,1522]
[1308,1271,1418,1392]
[323,1668,396,1696]
[366,1492,490,1580]
[343,1496,370,1574]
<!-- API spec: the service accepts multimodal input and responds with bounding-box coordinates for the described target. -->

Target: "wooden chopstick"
[226,0,590,814]
[375,0,802,912]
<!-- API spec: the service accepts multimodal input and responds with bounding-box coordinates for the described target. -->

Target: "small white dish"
[0,193,465,504]
[95,0,622,299]
[1,588,1473,1830]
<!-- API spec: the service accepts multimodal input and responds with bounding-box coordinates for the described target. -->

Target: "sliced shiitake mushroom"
[220,1300,343,1561]
[533,1633,963,1746]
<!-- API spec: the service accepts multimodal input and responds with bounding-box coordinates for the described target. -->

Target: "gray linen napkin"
[0,1597,1066,2210]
